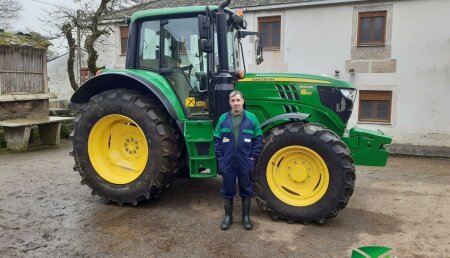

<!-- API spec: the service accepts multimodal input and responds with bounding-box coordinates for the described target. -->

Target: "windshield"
[138,18,207,74]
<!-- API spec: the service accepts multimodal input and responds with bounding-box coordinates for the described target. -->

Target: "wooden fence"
[0,46,47,95]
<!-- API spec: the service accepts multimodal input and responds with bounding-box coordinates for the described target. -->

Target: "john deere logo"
[351,246,393,258]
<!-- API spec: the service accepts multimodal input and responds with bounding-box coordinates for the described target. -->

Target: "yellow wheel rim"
[88,114,148,185]
[266,146,329,206]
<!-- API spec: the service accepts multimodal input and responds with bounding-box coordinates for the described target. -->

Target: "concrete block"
[3,126,31,151]
[0,116,72,150]
[351,45,391,60]
[371,59,397,73]
[388,144,450,158]
[345,60,370,73]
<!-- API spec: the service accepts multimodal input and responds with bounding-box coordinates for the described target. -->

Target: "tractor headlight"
[339,88,357,102]
[318,86,355,124]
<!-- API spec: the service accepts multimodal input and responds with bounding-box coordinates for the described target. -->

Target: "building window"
[120,26,129,55]
[359,90,392,123]
[357,11,387,45]
[258,16,281,49]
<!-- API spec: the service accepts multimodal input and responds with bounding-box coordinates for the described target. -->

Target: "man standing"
[214,90,263,230]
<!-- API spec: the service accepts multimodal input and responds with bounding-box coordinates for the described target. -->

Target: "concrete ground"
[0,140,449,257]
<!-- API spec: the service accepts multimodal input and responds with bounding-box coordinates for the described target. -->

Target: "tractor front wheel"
[72,89,181,205]
[253,123,355,224]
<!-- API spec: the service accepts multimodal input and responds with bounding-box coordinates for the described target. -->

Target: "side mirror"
[255,35,264,65]
[198,15,211,40]
[198,15,212,53]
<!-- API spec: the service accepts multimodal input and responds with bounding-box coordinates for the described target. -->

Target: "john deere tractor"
[70,0,391,224]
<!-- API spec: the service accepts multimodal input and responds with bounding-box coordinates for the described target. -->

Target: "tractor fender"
[70,71,184,130]
[260,113,310,129]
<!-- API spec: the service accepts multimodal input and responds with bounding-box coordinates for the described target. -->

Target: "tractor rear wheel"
[71,89,181,205]
[253,123,355,224]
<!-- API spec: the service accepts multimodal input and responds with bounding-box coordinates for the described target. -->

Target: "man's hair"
[229,90,244,99]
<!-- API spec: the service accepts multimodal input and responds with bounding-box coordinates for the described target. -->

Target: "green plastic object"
[184,120,217,178]
[342,127,392,166]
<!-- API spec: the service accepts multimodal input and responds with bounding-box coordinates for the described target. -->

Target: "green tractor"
[70,0,391,224]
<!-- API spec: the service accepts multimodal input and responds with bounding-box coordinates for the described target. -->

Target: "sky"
[13,0,78,32]
[12,0,96,54]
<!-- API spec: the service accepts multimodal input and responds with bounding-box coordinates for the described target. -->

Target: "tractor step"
[184,120,218,178]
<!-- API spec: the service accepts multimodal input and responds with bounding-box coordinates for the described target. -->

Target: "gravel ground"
[0,140,449,257]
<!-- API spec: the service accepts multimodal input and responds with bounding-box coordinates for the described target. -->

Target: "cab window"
[137,17,209,118]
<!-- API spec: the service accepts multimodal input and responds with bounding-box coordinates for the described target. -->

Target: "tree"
[44,0,143,90]
[0,0,22,30]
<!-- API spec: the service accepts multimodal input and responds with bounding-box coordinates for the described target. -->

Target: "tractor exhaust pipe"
[213,0,234,125]
[217,0,230,73]
[218,0,230,11]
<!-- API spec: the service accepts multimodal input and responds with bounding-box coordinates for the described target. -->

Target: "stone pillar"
[3,126,32,151]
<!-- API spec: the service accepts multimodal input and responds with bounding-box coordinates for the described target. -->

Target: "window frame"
[358,90,392,123]
[120,26,129,55]
[258,16,281,50]
[357,11,387,46]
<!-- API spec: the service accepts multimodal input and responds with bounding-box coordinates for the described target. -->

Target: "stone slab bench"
[0,116,73,151]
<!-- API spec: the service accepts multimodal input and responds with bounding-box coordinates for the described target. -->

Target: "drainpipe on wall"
[77,10,82,86]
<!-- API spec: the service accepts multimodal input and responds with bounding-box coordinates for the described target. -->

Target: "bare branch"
[41,0,140,89]
[0,0,22,30]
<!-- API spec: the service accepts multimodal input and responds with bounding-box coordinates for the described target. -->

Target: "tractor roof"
[131,6,237,23]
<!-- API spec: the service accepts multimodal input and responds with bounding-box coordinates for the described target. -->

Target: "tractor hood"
[238,73,354,89]
[236,72,357,135]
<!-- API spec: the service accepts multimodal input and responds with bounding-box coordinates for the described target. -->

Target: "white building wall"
[47,54,74,103]
[284,5,353,77]
[97,25,127,69]
[384,0,450,146]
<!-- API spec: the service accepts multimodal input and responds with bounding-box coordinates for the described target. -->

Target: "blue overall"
[214,111,263,199]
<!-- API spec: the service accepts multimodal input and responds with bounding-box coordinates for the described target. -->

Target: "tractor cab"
[125,5,259,122]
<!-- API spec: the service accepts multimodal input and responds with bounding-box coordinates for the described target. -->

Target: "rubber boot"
[242,197,253,230]
[220,198,233,230]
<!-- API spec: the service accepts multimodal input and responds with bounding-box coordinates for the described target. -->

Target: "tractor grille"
[275,84,300,100]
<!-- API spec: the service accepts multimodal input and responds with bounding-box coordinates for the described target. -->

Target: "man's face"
[229,94,244,114]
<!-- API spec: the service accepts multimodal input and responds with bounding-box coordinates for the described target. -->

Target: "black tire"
[71,89,181,205]
[253,123,355,224]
